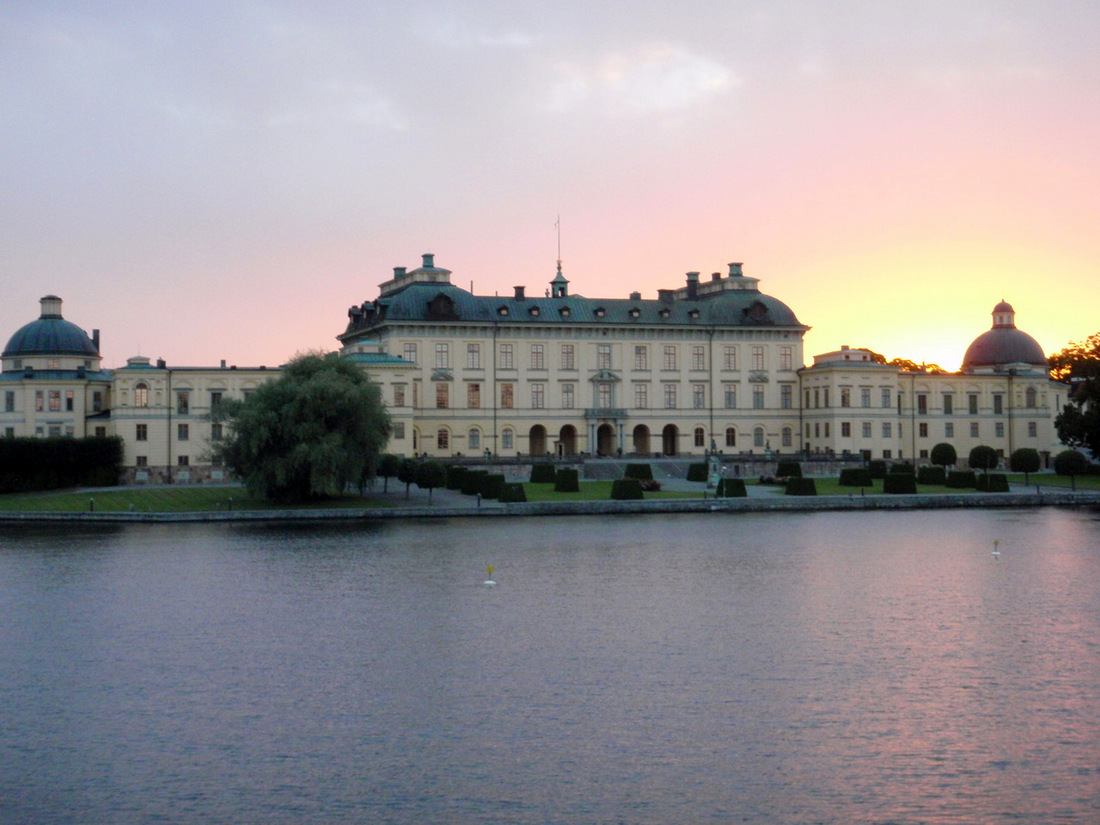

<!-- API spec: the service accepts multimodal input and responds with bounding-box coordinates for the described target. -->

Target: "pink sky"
[3,2,1097,373]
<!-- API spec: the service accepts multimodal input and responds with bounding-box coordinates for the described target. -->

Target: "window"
[753,385,764,409]
[862,422,872,438]
[917,394,928,415]
[211,422,223,440]
[993,395,1004,415]
[723,346,737,371]
[919,422,928,438]
[971,422,980,437]
[945,422,954,438]
[178,423,189,441]
[393,385,405,406]
[725,428,737,447]
[634,346,648,370]
[135,456,147,467]
[531,383,545,409]
[1028,421,1037,437]
[561,344,575,370]
[780,346,792,371]
[33,391,43,411]
[436,383,449,408]
[664,384,677,409]
[881,388,891,408]
[135,383,149,408]
[403,343,417,363]
[693,384,706,409]
[468,429,480,450]
[531,344,544,370]
[861,388,871,408]
[781,384,792,410]
[392,422,405,439]
[4,391,13,412]
[1025,387,1037,408]
[66,390,74,412]
[210,391,223,409]
[692,346,705,371]
[943,394,954,415]
[724,385,736,409]
[883,450,892,459]
[49,390,61,412]
[501,383,513,408]
[694,427,705,448]
[634,384,648,409]
[467,344,481,369]
[751,347,764,371]
[824,423,830,438]
[435,343,449,369]
[597,383,612,409]
[500,344,514,369]
[501,428,514,450]
[824,388,830,408]
[178,455,189,467]
[883,422,892,438]
[968,394,979,414]
[754,427,764,448]
[562,384,575,409]
[437,428,449,450]
[841,388,851,408]
[781,427,792,448]
[94,426,106,438]
[995,422,1005,437]
[841,422,851,437]
[663,346,677,370]
[806,390,812,408]
[814,389,820,408]
[467,383,480,409]
[136,424,148,441]
[597,344,611,370]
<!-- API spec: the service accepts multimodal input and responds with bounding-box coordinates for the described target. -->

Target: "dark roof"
[962,328,1047,370]
[3,317,99,358]
[341,281,805,339]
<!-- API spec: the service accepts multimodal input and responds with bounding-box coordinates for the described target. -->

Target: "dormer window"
[594,307,606,318]
[529,306,540,317]
[559,307,571,317]
[659,308,670,318]
[629,308,640,319]
[688,309,700,319]
[498,306,509,316]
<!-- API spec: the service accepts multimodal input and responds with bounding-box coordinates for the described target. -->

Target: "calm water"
[2,508,1099,824]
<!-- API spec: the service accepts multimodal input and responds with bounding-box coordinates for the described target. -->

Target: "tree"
[1051,332,1100,458]
[397,457,417,499]
[415,461,447,504]
[930,442,957,469]
[213,352,391,503]
[1053,449,1090,491]
[968,445,998,473]
[378,453,401,494]
[1009,448,1041,485]
[888,357,945,373]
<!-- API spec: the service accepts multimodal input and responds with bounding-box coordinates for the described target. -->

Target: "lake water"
[2,508,1099,824]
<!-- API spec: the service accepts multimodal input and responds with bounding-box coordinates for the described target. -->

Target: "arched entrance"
[558,425,577,457]
[662,424,678,456]
[529,425,547,456]
[633,424,651,455]
[597,423,616,456]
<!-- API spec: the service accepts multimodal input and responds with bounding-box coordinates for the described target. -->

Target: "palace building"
[0,256,1068,481]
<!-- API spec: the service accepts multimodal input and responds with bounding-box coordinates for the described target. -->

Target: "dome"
[961,301,1046,371]
[3,296,100,358]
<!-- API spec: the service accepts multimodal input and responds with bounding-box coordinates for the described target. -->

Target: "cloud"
[546,44,737,114]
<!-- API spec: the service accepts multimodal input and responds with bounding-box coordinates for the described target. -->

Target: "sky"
[3,1,1098,372]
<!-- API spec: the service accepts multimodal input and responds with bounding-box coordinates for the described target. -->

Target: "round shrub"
[917,466,946,485]
[623,463,654,481]
[1009,448,1041,482]
[785,477,817,496]
[499,483,527,503]
[610,478,644,500]
[883,474,917,494]
[716,477,747,497]
[969,445,999,472]
[1053,449,1090,489]
[686,463,708,482]
[945,470,977,489]
[554,468,580,493]
[776,461,803,478]
[868,460,888,479]
[930,442,957,468]
[529,463,557,484]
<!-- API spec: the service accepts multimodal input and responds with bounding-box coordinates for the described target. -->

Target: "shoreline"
[2,489,1098,524]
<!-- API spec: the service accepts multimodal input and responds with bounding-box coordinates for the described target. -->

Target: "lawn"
[521,481,705,502]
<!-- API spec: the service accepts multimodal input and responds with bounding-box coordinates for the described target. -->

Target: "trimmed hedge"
[976,473,1010,493]
[883,474,917,494]
[785,477,817,496]
[480,473,506,499]
[945,470,977,489]
[610,478,644,500]
[686,462,708,482]
[838,468,872,487]
[868,460,888,479]
[716,477,747,497]
[446,465,467,490]
[554,468,580,492]
[776,461,803,478]
[917,466,946,485]
[460,469,488,495]
[889,462,915,474]
[499,482,527,503]
[0,436,123,494]
[623,463,654,481]
[529,463,557,484]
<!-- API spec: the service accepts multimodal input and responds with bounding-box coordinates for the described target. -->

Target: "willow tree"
[214,352,391,503]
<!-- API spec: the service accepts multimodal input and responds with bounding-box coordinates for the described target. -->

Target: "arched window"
[781,427,792,448]
[437,428,450,450]
[501,428,514,450]
[725,427,737,447]
[1025,387,1037,408]
[468,428,480,450]
[694,427,705,447]
[134,382,149,408]
[753,427,765,448]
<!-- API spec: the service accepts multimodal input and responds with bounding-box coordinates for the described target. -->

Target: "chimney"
[156,358,166,369]
[686,271,699,300]
[92,329,100,353]
[711,272,721,282]
[393,266,407,278]
[422,253,435,269]
[728,262,743,277]
[221,359,227,368]
[658,289,674,303]
[514,285,526,300]
[629,291,641,301]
